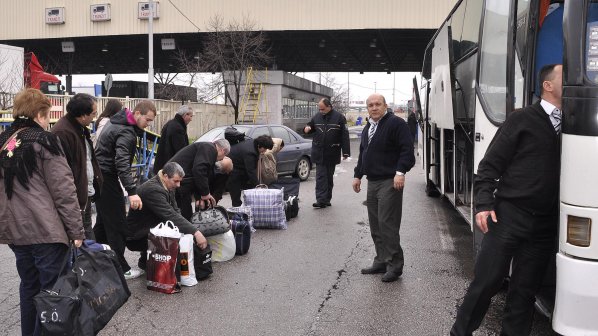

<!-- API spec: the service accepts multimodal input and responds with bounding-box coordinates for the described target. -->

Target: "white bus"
[417,0,598,333]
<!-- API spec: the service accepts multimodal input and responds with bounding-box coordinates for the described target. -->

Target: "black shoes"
[312,202,327,208]
[324,202,331,206]
[361,265,387,274]
[381,270,402,282]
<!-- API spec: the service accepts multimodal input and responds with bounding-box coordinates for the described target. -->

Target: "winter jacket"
[354,112,415,180]
[305,109,350,165]
[168,142,217,198]
[474,102,560,215]
[127,173,198,240]
[0,139,85,245]
[228,139,260,187]
[153,114,189,174]
[95,109,141,195]
[52,113,103,209]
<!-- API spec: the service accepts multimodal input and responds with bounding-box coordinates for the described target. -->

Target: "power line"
[168,0,201,32]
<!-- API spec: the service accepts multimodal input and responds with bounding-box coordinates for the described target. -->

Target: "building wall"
[0,0,458,40]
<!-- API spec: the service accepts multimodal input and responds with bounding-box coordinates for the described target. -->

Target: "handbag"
[258,152,278,185]
[147,221,181,294]
[190,205,231,237]
[34,245,131,336]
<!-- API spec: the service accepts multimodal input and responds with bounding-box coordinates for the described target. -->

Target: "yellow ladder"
[239,67,269,124]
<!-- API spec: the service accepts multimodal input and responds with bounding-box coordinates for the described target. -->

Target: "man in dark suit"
[304,98,350,208]
[450,64,562,335]
[153,105,193,174]
[167,139,230,220]
[352,93,415,283]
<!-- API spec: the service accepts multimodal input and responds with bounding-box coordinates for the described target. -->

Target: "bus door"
[428,24,457,199]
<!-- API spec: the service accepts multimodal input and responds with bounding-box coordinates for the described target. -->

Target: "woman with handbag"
[0,88,84,336]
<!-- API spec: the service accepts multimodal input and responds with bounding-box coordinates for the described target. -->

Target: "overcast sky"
[61,71,420,106]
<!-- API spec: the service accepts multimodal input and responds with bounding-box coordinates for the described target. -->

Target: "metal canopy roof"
[1,29,433,75]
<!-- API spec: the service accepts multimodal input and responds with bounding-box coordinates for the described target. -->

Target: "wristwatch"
[395,171,405,176]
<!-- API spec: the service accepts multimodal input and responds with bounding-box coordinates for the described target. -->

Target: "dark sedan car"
[196,124,313,181]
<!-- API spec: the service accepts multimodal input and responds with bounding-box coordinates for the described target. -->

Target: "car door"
[270,126,296,173]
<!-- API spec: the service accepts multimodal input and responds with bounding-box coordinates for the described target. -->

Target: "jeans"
[10,243,68,336]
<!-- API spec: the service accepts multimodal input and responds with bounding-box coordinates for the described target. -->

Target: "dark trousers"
[315,162,337,203]
[227,173,251,207]
[175,188,194,221]
[93,172,131,273]
[10,243,68,336]
[366,178,404,273]
[450,200,557,336]
[82,196,95,240]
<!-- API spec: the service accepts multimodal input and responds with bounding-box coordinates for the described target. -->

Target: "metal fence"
[0,94,235,139]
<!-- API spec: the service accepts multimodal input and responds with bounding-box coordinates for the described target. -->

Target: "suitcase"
[230,213,251,255]
[270,176,300,198]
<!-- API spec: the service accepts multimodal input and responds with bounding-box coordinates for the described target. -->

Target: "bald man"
[352,93,415,283]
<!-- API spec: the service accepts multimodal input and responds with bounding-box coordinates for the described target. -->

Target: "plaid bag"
[242,185,287,230]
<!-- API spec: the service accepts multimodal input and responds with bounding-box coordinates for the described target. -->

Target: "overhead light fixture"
[139,55,145,60]
[319,39,326,48]
[376,53,381,58]
[380,62,386,65]
[370,39,377,48]
[341,62,347,65]
[194,53,200,60]
[331,54,337,58]
[98,64,104,68]
[101,44,108,52]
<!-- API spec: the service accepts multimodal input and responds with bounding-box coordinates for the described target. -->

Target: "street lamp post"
[148,0,154,99]
[374,81,377,93]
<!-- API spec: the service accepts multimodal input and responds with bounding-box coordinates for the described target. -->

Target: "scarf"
[0,117,64,199]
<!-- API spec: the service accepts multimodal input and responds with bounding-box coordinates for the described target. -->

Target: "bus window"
[450,1,466,60]
[515,0,531,73]
[460,0,483,57]
[478,0,511,124]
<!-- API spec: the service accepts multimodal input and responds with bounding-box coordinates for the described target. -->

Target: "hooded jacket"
[95,108,141,195]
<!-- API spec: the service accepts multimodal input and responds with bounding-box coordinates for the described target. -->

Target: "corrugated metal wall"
[0,0,457,40]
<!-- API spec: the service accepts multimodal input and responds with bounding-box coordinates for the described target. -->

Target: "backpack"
[284,195,299,220]
[258,153,278,185]
[224,126,245,145]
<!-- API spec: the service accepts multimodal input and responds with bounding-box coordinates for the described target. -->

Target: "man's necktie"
[551,108,561,133]
[368,123,377,143]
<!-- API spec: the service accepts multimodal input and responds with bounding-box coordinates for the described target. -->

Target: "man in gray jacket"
[127,162,208,270]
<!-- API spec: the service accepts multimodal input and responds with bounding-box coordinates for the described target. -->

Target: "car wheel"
[294,157,311,181]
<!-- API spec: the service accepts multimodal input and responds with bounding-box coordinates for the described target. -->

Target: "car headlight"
[567,215,592,247]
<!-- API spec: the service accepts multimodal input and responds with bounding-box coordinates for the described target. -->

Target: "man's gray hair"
[214,138,231,155]
[176,105,193,116]
[162,162,185,178]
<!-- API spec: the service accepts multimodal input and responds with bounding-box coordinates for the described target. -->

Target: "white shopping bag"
[206,230,236,262]
[179,234,197,287]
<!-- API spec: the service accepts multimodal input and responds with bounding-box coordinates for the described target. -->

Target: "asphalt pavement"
[0,139,556,335]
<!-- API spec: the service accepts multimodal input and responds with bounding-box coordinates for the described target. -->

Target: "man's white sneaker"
[124,269,144,280]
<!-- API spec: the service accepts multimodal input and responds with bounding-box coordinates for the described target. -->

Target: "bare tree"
[321,73,350,115]
[0,49,24,110]
[175,15,272,121]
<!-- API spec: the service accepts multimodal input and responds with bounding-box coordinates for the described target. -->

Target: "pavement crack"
[317,268,346,313]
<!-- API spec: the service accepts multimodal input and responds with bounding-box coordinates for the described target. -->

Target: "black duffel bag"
[34,246,131,335]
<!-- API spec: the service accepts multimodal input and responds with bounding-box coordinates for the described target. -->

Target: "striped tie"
[551,108,561,133]
[368,122,377,143]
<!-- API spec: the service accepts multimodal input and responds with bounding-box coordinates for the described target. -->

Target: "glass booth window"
[478,0,511,124]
